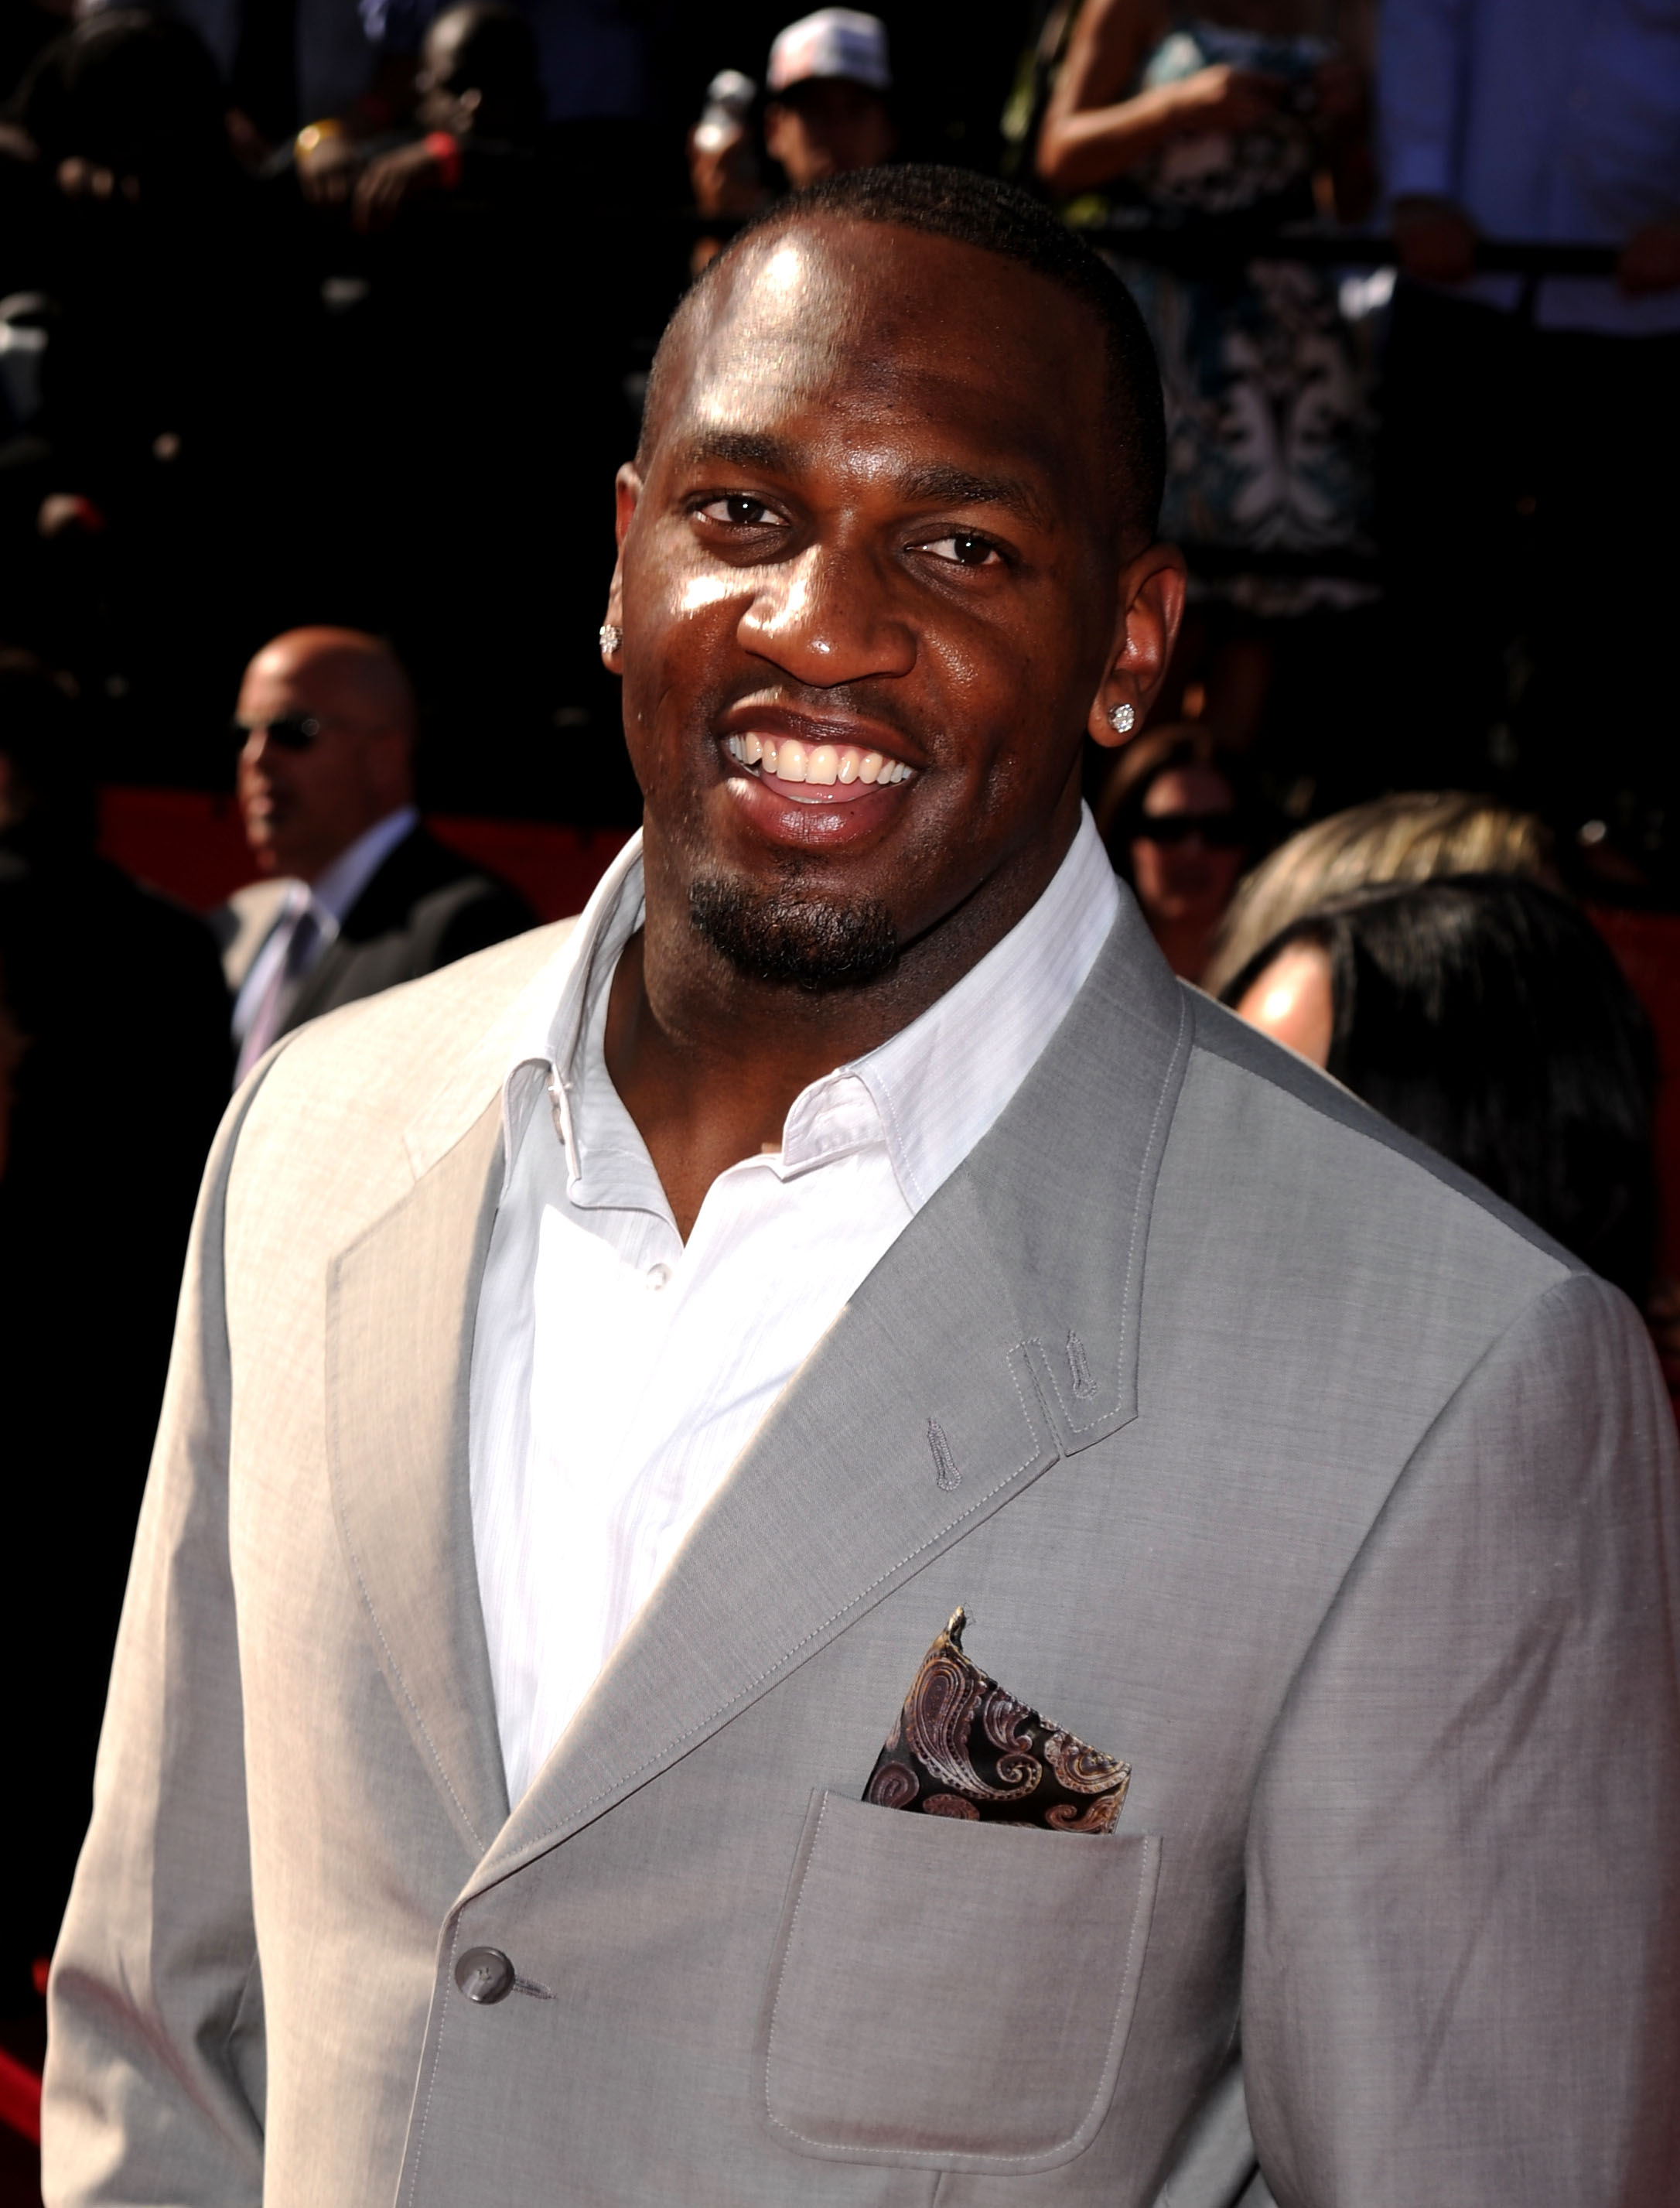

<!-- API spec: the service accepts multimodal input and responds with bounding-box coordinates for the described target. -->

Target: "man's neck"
[603,808,1081,1239]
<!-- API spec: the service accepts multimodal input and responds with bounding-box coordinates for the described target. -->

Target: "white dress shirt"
[230,805,421,1054]
[470,812,1121,1806]
[1379,0,1680,336]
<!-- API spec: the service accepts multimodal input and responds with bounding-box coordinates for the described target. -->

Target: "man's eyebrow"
[677,430,801,477]
[895,463,1053,530]
[674,436,1055,529]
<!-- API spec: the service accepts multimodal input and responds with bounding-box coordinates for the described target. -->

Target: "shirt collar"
[307,805,420,928]
[497,810,1120,1215]
[840,810,1118,1210]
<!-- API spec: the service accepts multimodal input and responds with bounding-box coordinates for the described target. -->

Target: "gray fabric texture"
[42,889,1680,2208]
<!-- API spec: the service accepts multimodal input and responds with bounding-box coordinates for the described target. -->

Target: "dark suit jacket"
[276,825,535,1040]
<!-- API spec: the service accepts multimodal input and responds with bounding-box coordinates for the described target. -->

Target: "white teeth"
[728,733,915,787]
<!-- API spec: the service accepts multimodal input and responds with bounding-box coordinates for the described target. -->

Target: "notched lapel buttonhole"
[927,1419,961,1492]
[1066,1329,1097,1400]
[862,1606,1131,1832]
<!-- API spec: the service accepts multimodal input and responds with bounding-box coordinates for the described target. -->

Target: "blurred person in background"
[764,8,895,190]
[1,9,323,778]
[686,66,765,274]
[222,626,532,1080]
[688,64,762,217]
[1033,0,1380,806]
[278,1,635,823]
[0,0,70,111]
[1380,0,1680,880]
[1203,787,1552,996]
[289,0,545,229]
[1223,875,1658,1312]
[0,648,230,2012]
[1094,721,1262,979]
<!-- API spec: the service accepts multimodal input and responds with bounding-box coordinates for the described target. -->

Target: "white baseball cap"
[767,9,890,96]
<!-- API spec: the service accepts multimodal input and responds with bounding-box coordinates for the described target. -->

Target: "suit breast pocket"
[756,1790,1161,2175]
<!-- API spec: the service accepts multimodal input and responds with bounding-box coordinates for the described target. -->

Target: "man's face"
[1131,764,1246,926]
[764,80,895,189]
[612,220,1176,983]
[234,650,406,882]
[415,9,476,131]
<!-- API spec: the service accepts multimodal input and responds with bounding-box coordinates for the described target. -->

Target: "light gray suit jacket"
[43,890,1680,2207]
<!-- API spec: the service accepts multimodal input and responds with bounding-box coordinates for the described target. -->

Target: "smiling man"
[43,169,1680,2208]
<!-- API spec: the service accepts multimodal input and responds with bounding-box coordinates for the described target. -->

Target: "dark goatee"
[688,875,900,990]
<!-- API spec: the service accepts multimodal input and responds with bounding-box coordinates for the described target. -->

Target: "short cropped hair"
[641,164,1166,548]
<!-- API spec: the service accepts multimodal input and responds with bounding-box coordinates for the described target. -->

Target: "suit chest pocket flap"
[756,1790,1161,2175]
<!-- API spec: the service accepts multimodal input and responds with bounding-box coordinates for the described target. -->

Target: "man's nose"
[736,544,915,688]
[241,725,286,778]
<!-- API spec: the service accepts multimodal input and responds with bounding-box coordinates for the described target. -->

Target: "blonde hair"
[1202,791,1553,1000]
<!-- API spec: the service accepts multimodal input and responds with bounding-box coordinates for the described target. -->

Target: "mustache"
[696,676,927,754]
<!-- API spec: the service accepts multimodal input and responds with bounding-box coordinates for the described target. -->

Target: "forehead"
[658,221,1110,506]
[241,650,360,719]
[424,10,471,64]
[1146,764,1234,811]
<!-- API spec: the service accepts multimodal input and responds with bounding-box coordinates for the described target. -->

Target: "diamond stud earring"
[599,623,623,661]
[1107,702,1135,736]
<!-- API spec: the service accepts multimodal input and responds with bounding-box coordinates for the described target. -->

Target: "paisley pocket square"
[863,1607,1131,1832]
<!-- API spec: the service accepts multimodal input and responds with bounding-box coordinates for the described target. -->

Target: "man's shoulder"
[244,916,573,1164]
[277,915,573,1074]
[345,825,535,940]
[1173,979,1577,1295]
[217,918,573,1294]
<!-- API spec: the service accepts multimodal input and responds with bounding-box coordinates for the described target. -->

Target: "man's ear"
[603,463,641,666]
[763,101,791,162]
[1088,542,1187,750]
[613,461,641,552]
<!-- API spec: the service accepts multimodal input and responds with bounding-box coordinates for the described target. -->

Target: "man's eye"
[919,533,1001,569]
[698,495,779,526]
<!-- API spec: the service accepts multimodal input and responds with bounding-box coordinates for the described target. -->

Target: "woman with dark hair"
[1094,721,1263,980]
[1224,874,1658,1303]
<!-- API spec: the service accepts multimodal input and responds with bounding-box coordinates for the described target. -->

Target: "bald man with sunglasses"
[224,628,532,1080]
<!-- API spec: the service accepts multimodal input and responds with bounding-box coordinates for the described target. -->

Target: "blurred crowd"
[0,0,1672,870]
[2,0,1678,2023]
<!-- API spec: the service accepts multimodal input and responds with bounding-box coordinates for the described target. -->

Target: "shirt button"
[455,1947,516,2004]
[647,1262,671,1290]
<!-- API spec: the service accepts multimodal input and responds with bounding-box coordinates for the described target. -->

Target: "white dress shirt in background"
[1379,0,1680,335]
[230,805,420,1058]
[470,812,1122,1806]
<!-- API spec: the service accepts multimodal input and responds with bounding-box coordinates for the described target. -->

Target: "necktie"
[236,901,322,1082]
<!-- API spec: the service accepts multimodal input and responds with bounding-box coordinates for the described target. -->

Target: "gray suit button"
[455,1947,516,2004]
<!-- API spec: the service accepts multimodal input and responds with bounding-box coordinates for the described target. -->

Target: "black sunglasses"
[1133,812,1248,848]
[231,713,323,751]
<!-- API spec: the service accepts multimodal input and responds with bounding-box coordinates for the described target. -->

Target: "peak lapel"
[326,1097,510,1858]
[469,895,1192,1893]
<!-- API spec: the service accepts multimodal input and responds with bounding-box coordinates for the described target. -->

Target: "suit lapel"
[326,1098,510,1858]
[468,894,1192,1894]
